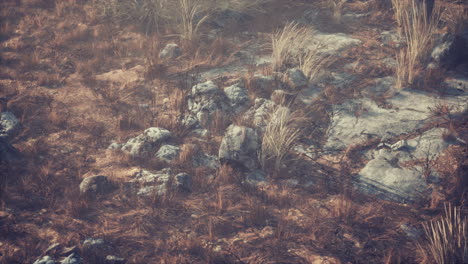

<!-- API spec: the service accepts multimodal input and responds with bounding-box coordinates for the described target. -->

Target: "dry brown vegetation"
[0,0,467,263]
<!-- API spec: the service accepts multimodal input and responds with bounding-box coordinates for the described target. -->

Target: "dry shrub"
[393,0,441,89]
[418,203,467,264]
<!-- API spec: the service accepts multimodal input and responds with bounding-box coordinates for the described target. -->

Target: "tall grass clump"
[271,22,329,83]
[271,22,314,71]
[418,203,467,264]
[260,107,301,173]
[392,0,441,89]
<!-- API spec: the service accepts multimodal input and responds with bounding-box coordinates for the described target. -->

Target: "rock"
[79,175,114,196]
[120,127,171,157]
[443,75,468,95]
[34,256,56,264]
[309,32,361,55]
[187,80,230,127]
[174,173,192,192]
[192,152,219,169]
[134,169,170,184]
[0,111,19,137]
[379,30,403,48]
[244,170,267,185]
[192,80,219,96]
[219,125,260,171]
[107,142,123,150]
[133,169,192,196]
[357,149,430,204]
[243,98,276,129]
[83,238,109,253]
[159,43,181,59]
[156,145,180,162]
[431,32,467,69]
[357,128,453,203]
[60,253,82,264]
[82,238,111,261]
[325,89,468,150]
[284,68,308,90]
[223,83,250,113]
[105,255,126,264]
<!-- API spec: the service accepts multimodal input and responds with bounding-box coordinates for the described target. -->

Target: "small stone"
[174,173,192,192]
[159,43,181,59]
[105,255,126,264]
[79,175,114,196]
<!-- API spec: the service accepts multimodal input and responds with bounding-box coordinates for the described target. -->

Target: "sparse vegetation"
[418,203,467,264]
[1,0,467,263]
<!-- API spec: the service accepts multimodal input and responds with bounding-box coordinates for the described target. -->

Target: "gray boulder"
[159,43,181,59]
[187,80,230,127]
[174,173,192,192]
[79,175,114,196]
[34,256,56,264]
[431,32,467,69]
[243,98,276,129]
[219,125,260,171]
[223,83,250,113]
[156,145,180,162]
[284,68,308,90]
[0,111,19,137]
[121,127,171,157]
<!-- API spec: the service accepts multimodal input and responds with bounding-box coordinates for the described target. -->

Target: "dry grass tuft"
[260,106,301,174]
[393,0,441,89]
[418,203,467,264]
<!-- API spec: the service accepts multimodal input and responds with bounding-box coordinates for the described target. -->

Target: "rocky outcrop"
[120,127,171,157]
[325,88,468,150]
[132,168,192,196]
[356,128,455,204]
[219,125,260,171]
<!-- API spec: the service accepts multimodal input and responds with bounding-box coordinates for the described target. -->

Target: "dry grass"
[331,0,346,23]
[393,0,441,89]
[260,106,301,174]
[419,203,467,264]
[271,21,330,81]
[271,22,314,71]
